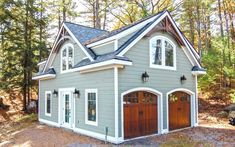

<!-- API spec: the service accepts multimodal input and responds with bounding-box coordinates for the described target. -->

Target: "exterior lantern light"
[142,71,149,82]
[53,89,58,97]
[74,89,80,98]
[180,75,187,84]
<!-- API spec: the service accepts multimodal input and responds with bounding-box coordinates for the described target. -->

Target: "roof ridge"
[64,21,108,32]
[83,10,166,45]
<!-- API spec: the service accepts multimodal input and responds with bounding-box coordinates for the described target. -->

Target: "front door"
[168,91,191,130]
[124,91,158,139]
[62,92,72,128]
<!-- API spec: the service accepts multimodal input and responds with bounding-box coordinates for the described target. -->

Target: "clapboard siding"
[118,31,196,137]
[39,40,115,137]
[91,42,114,55]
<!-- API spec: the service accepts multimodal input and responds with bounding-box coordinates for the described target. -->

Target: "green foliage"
[16,113,38,123]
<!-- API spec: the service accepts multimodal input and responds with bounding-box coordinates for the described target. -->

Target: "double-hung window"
[45,91,52,116]
[61,44,74,72]
[85,89,98,126]
[150,36,176,70]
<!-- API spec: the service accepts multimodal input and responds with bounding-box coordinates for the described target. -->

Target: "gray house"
[33,10,206,144]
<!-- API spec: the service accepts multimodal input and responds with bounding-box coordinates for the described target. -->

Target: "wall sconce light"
[142,71,149,82]
[53,89,58,97]
[74,89,80,98]
[180,75,187,84]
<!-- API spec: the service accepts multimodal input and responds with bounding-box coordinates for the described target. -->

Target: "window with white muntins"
[150,36,176,70]
[85,89,98,126]
[45,91,52,116]
[61,43,74,72]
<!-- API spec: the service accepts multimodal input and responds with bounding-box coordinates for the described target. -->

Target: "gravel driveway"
[0,122,234,147]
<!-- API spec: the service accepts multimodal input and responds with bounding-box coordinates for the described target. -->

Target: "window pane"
[68,47,73,58]
[152,39,162,65]
[165,41,173,67]
[46,94,51,114]
[62,59,66,70]
[62,49,67,57]
[88,93,96,122]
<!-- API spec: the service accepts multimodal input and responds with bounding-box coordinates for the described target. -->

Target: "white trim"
[63,24,94,61]
[39,117,122,144]
[166,88,196,133]
[85,89,98,126]
[79,65,124,74]
[86,13,163,48]
[43,26,64,73]
[32,74,56,80]
[117,11,201,68]
[118,13,168,56]
[114,39,118,51]
[73,128,123,144]
[192,70,206,75]
[39,118,60,127]
[60,43,75,74]
[149,36,176,70]
[166,12,201,68]
[58,88,75,128]
[37,60,47,66]
[195,75,199,126]
[78,60,132,71]
[45,91,52,117]
[182,47,195,66]
[120,87,163,142]
[91,40,115,49]
[114,67,118,141]
[38,80,41,118]
[63,59,132,74]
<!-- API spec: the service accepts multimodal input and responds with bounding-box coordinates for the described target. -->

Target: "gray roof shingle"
[64,22,108,45]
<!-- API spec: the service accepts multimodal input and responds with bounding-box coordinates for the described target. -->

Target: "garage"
[168,91,191,130]
[123,91,158,139]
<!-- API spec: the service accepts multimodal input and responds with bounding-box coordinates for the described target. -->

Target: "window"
[85,89,98,126]
[150,36,176,70]
[45,91,52,116]
[61,44,74,72]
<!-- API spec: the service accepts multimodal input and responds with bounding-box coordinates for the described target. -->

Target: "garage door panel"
[124,91,158,139]
[169,91,191,131]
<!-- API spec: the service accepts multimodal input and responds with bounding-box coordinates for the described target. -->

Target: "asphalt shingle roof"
[64,22,108,45]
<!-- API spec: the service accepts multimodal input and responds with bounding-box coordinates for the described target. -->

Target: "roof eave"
[32,74,56,80]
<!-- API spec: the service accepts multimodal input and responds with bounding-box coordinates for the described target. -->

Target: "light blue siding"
[91,42,114,55]
[118,31,196,136]
[39,40,116,137]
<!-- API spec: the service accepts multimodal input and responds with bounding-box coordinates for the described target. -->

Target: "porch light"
[180,75,187,84]
[74,89,80,98]
[53,89,58,97]
[142,71,149,82]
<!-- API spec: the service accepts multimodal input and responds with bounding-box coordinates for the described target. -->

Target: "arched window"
[61,43,74,72]
[149,36,176,70]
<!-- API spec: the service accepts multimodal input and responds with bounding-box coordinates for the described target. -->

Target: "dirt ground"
[0,97,235,147]
[0,120,234,147]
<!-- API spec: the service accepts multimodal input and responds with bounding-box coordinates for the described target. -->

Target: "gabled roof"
[64,22,108,45]
[83,11,165,45]
[39,10,203,78]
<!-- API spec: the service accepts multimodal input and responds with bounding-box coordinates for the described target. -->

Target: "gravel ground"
[0,121,234,147]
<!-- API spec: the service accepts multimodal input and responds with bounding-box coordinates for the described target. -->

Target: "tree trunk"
[62,0,66,22]
[95,0,101,29]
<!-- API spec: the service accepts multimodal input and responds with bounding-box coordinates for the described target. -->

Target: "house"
[32,10,206,144]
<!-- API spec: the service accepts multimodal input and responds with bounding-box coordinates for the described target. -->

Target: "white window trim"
[45,91,52,117]
[85,89,98,126]
[149,36,176,70]
[60,43,74,74]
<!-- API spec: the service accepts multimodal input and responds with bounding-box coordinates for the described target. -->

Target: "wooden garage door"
[168,91,191,130]
[124,91,158,139]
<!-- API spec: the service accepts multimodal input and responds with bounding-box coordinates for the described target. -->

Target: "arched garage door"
[168,91,191,130]
[124,91,158,139]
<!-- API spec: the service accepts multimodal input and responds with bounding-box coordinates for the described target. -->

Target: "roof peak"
[64,21,108,32]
